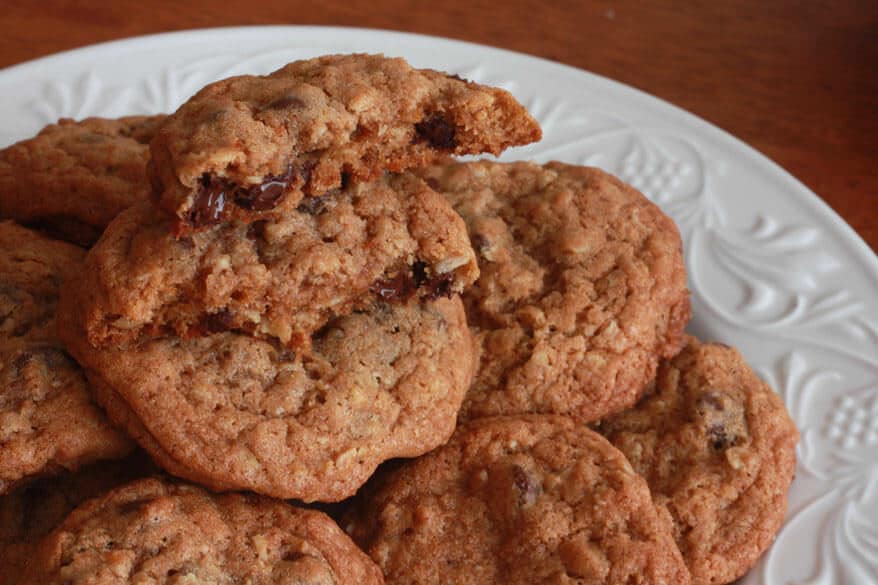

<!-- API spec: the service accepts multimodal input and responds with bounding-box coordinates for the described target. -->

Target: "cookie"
[346,415,691,585]
[60,172,478,350]
[0,116,165,246]
[0,221,85,344]
[149,53,541,234]
[0,453,155,585]
[596,336,799,585]
[0,341,134,495]
[18,477,384,584]
[418,161,690,423]
[0,223,133,494]
[59,298,475,502]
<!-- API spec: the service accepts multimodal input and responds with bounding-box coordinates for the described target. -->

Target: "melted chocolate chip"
[414,113,457,150]
[371,272,416,302]
[424,177,441,191]
[512,465,542,508]
[189,166,300,227]
[235,165,295,211]
[371,262,456,303]
[189,174,228,227]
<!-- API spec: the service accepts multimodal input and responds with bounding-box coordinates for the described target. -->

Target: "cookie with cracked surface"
[0,221,85,344]
[0,340,134,496]
[149,53,541,234]
[0,453,155,585]
[345,415,691,585]
[418,161,690,423]
[59,298,475,502]
[0,116,165,247]
[18,477,384,584]
[60,172,477,350]
[595,336,799,585]
[0,223,133,494]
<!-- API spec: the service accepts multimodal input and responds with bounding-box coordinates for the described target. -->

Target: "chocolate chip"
[414,113,457,150]
[696,391,740,450]
[246,220,268,240]
[424,177,441,191]
[707,423,735,451]
[205,309,236,333]
[234,165,295,211]
[371,272,415,302]
[371,262,456,303]
[296,194,329,216]
[263,95,305,111]
[189,174,228,227]
[512,465,541,508]
[412,261,455,300]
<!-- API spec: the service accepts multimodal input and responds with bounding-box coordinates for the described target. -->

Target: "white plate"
[2,26,876,585]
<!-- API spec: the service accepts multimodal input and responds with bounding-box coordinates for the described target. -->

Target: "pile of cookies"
[0,54,798,585]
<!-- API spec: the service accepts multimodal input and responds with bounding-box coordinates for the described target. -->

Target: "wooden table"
[2,0,875,250]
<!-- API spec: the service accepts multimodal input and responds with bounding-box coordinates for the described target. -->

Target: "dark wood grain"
[1,0,875,250]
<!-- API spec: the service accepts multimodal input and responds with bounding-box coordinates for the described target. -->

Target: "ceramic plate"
[1,26,875,585]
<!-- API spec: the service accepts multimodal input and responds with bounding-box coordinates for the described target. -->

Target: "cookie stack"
[0,53,799,585]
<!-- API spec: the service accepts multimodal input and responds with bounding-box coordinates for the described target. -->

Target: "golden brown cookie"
[60,173,477,350]
[0,453,155,585]
[0,340,134,496]
[346,415,691,585]
[0,221,85,344]
[0,223,133,495]
[419,161,690,423]
[0,116,165,246]
[149,53,541,234]
[18,477,384,584]
[596,336,799,585]
[60,298,475,502]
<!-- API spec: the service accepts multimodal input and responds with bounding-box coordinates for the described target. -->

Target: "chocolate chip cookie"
[0,453,155,585]
[0,223,133,494]
[149,53,541,234]
[596,336,799,585]
[18,477,384,584]
[60,172,477,350]
[0,116,165,246]
[418,161,690,423]
[346,415,691,584]
[60,298,475,502]
[0,341,134,496]
[0,221,85,344]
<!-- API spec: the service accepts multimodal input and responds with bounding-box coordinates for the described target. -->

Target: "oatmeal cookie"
[0,223,133,495]
[0,341,134,495]
[346,415,690,585]
[60,173,477,350]
[0,221,85,344]
[0,453,155,585]
[149,53,541,234]
[596,336,799,585]
[59,298,475,502]
[19,477,384,584]
[0,116,165,246]
[419,161,690,423]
